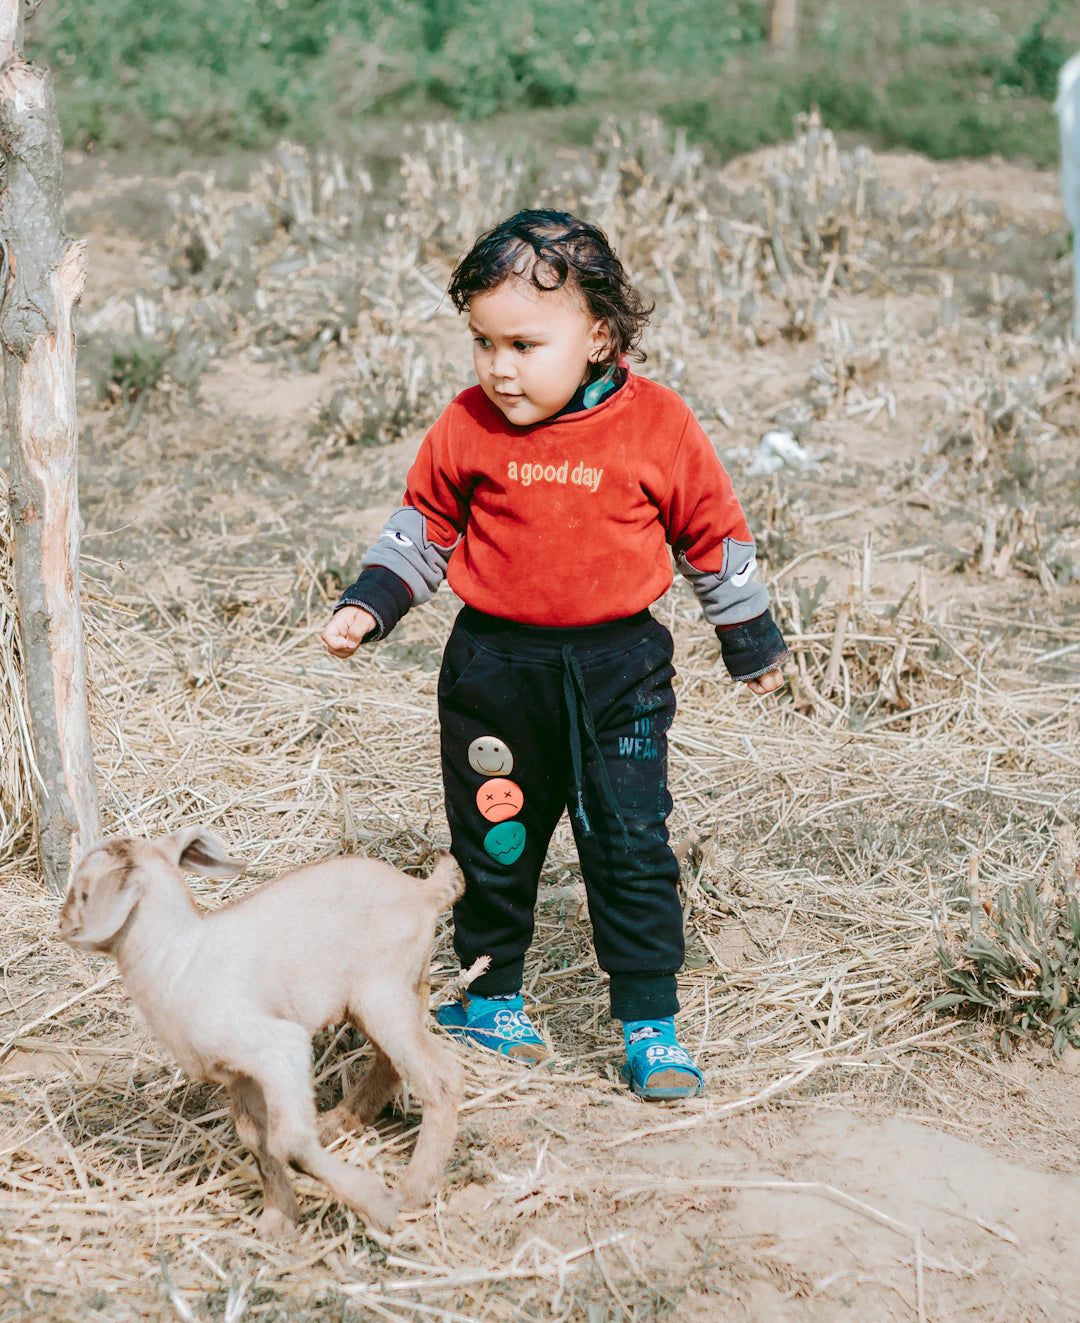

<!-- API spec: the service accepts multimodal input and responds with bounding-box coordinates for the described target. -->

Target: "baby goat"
[59,828,465,1240]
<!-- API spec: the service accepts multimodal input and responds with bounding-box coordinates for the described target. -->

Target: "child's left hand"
[744,668,785,696]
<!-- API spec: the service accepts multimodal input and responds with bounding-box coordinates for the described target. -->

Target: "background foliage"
[26,0,1080,165]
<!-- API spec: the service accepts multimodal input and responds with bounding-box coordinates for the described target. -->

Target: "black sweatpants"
[438,605,683,1021]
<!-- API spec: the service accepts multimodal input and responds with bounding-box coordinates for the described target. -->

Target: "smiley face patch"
[468,736,514,776]
[484,820,526,866]
[476,778,524,823]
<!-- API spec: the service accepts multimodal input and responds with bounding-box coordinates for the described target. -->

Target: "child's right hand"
[322,606,376,658]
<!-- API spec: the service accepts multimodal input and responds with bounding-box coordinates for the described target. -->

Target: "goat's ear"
[74,867,142,947]
[164,828,246,879]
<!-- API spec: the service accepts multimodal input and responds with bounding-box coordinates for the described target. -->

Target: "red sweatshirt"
[349,371,769,630]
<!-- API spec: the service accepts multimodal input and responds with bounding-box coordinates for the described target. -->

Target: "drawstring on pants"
[560,644,630,846]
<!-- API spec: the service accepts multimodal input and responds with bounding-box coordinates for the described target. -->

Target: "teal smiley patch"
[484,820,526,866]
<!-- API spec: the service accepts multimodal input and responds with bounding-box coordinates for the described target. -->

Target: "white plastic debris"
[746,429,817,476]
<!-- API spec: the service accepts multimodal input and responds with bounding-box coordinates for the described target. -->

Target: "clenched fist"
[321,606,376,658]
[744,667,785,697]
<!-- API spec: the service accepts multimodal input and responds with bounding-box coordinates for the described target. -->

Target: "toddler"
[323,210,787,1101]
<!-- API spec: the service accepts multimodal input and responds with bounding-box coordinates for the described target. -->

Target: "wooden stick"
[0,0,100,891]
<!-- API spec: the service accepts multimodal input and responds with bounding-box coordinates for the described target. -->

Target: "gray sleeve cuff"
[360,506,458,605]
[676,540,770,626]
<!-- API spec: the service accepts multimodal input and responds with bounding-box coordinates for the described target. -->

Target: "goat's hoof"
[365,1188,400,1234]
[396,1179,434,1213]
[316,1108,344,1145]
[257,1207,299,1242]
[318,1105,367,1145]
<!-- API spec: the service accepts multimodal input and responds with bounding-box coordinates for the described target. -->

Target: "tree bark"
[765,0,799,58]
[0,1,100,892]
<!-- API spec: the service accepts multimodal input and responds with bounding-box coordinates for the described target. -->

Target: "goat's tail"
[426,853,465,911]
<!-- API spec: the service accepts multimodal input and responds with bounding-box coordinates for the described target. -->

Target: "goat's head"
[59,828,246,952]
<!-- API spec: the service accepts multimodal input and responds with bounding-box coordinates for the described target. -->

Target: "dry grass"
[0,501,39,867]
[0,117,1078,1318]
[0,527,1076,1316]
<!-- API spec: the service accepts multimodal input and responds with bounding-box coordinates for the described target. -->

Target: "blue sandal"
[621,1019,704,1101]
[436,992,548,1064]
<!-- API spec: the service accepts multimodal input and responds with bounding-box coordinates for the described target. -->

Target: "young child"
[323,210,787,1102]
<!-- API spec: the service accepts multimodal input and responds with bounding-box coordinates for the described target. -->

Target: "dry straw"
[0,495,39,864]
[1,538,1075,1317]
[0,115,1077,1317]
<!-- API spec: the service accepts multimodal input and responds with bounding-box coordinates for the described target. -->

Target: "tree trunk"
[0,1,100,892]
[765,0,799,58]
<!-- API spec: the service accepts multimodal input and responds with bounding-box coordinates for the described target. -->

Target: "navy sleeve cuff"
[333,566,413,642]
[716,609,789,681]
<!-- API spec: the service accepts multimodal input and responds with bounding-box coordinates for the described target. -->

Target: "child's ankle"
[466,989,523,1018]
[623,1016,675,1048]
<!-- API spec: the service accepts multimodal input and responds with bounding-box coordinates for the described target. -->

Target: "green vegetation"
[930,837,1080,1057]
[995,0,1073,99]
[104,339,169,405]
[26,0,1080,165]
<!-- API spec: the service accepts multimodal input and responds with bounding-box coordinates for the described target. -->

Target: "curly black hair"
[447,209,654,365]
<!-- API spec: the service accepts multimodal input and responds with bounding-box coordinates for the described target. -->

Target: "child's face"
[468,277,609,426]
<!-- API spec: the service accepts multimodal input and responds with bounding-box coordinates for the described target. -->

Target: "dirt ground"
[1,129,1080,1321]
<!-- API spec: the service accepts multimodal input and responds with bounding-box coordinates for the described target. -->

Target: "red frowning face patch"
[475,778,524,823]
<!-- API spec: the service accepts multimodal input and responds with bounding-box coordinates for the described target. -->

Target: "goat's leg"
[358,995,465,1211]
[249,1035,398,1232]
[318,1045,400,1145]
[392,1040,464,1211]
[227,1075,300,1241]
[271,1099,399,1233]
